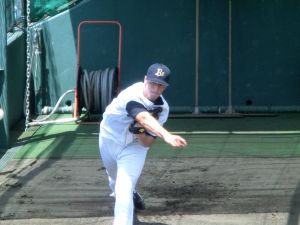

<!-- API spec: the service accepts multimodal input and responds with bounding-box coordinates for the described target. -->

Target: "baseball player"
[99,63,187,225]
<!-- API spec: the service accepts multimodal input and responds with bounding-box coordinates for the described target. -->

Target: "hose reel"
[23,20,122,127]
[23,67,119,126]
[74,20,122,120]
[77,66,119,117]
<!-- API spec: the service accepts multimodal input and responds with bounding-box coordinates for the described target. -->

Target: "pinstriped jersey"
[100,82,169,147]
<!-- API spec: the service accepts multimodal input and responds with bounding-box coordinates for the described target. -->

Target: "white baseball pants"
[99,136,148,225]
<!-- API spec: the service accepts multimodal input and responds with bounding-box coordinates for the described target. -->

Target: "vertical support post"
[0,0,9,148]
[225,0,235,114]
[194,0,200,114]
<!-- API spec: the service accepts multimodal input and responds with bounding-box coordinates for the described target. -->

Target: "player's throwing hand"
[163,134,187,147]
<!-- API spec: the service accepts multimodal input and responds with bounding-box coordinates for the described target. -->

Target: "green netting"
[30,0,82,22]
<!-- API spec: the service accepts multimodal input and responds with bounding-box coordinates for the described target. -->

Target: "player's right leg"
[99,136,122,194]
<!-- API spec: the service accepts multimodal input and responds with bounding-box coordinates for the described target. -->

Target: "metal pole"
[0,1,6,71]
[194,0,200,114]
[225,0,235,114]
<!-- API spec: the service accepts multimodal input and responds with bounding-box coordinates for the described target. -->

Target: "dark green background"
[27,0,300,113]
[29,0,300,113]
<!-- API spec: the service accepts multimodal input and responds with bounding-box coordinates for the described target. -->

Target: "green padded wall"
[28,0,300,113]
[7,33,26,127]
[32,0,196,113]
[232,1,300,111]
[199,0,229,110]
[0,0,8,148]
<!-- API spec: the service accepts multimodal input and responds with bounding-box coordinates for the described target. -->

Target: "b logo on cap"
[155,68,165,77]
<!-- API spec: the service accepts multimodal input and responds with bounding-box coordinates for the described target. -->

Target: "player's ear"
[144,76,148,82]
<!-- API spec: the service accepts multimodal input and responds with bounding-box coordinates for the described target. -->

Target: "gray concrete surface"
[0,213,294,225]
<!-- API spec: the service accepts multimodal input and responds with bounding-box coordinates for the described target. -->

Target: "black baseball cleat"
[133,191,145,210]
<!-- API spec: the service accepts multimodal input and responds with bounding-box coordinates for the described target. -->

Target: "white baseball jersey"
[100,82,169,146]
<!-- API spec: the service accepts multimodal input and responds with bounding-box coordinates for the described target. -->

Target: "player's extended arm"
[135,111,187,148]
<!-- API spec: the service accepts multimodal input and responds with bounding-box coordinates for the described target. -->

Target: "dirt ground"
[1,157,300,224]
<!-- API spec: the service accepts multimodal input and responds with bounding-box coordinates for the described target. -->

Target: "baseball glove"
[129,123,146,134]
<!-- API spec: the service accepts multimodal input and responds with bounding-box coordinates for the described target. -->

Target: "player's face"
[143,78,167,101]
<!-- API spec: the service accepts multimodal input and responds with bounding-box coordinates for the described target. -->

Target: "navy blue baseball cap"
[146,63,171,86]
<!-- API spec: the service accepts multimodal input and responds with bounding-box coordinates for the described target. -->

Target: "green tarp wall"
[2,0,297,118]
[30,0,300,113]
[232,1,300,109]
[0,0,8,148]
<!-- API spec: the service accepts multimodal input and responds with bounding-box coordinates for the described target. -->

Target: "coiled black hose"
[78,67,118,115]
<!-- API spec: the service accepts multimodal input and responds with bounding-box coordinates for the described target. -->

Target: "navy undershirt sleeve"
[126,101,157,139]
[126,101,148,119]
